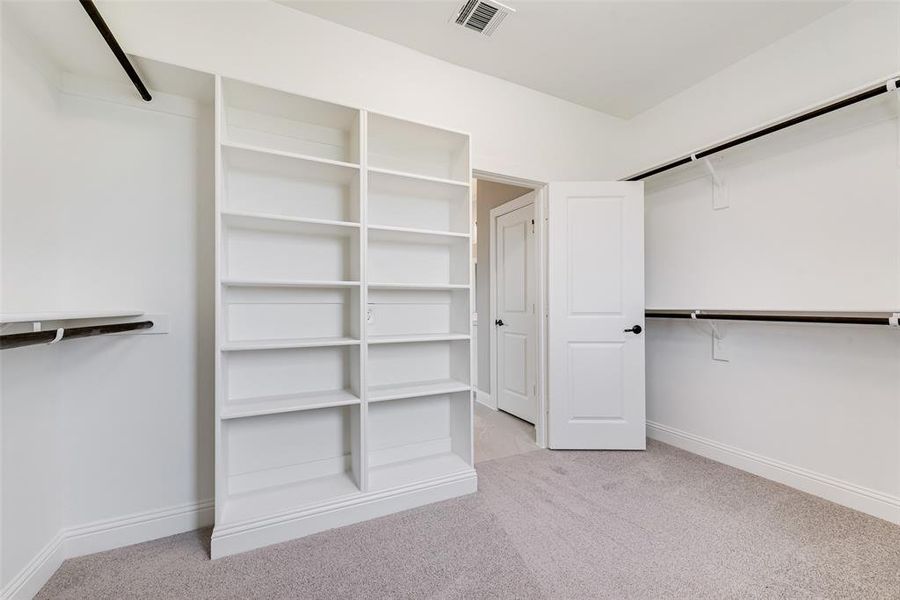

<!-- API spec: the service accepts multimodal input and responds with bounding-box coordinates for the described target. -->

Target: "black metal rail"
[646,310,897,327]
[626,78,900,181]
[79,0,151,101]
[1,320,154,350]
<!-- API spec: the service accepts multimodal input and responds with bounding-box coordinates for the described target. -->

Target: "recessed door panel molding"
[567,196,623,316]
[566,342,625,421]
[502,332,529,396]
[502,221,528,313]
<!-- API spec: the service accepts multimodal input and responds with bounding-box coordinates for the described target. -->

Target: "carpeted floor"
[37,441,900,599]
[473,403,539,463]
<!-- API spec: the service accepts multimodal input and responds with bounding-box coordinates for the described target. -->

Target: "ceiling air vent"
[452,0,515,37]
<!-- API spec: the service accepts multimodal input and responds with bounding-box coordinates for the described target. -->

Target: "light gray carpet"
[473,403,539,463]
[37,441,900,599]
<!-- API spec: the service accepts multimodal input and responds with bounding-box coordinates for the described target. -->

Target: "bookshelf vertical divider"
[358,109,369,495]
[212,78,476,558]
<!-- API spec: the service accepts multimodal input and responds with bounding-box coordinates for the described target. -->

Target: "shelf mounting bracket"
[693,155,729,210]
[691,310,729,361]
[690,310,722,340]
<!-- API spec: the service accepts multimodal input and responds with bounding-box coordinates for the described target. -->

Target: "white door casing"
[494,198,537,423]
[548,182,645,449]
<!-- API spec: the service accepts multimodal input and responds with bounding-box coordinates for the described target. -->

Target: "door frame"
[477,170,549,448]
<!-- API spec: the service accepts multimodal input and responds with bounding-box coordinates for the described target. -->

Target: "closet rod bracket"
[691,310,723,340]
[693,156,728,210]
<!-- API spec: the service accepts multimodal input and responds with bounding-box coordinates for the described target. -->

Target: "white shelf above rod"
[0,310,144,324]
[0,310,170,349]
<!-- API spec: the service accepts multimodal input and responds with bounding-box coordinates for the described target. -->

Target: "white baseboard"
[1,533,66,600]
[3,472,479,594]
[65,499,214,558]
[475,389,495,410]
[2,499,213,600]
[647,420,900,525]
[211,470,478,558]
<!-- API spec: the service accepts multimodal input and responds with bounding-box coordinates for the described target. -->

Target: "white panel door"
[495,200,537,423]
[548,182,645,449]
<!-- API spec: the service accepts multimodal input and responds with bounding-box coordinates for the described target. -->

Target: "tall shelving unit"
[212,77,476,558]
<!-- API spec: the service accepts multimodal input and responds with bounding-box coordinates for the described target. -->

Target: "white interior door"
[495,197,537,423]
[548,182,645,449]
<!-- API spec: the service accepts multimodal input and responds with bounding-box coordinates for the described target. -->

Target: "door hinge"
[531,218,535,233]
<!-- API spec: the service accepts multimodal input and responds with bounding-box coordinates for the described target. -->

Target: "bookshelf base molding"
[210,468,477,558]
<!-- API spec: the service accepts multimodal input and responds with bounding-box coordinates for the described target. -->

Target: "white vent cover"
[451,0,515,37]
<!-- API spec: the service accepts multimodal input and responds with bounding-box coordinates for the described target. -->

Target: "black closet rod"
[0,320,154,350]
[646,310,898,327]
[79,0,152,102]
[626,77,900,181]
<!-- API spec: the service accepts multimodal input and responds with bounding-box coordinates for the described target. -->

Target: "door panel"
[548,182,645,449]
[496,199,537,424]
[568,196,622,314]
[567,342,623,419]
[502,333,528,395]
[502,221,527,311]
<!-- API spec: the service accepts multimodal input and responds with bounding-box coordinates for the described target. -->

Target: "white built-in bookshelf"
[212,77,476,558]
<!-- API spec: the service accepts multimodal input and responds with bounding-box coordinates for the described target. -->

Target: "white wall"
[1,13,67,589]
[634,1,900,522]
[53,91,216,528]
[1,8,215,596]
[1,350,63,594]
[97,0,627,183]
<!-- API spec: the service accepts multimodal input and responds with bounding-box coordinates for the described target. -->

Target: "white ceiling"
[279,1,844,118]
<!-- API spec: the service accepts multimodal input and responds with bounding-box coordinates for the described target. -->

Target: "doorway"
[472,175,546,457]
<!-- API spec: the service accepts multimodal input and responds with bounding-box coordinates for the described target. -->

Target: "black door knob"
[624,325,642,335]
[495,319,505,326]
